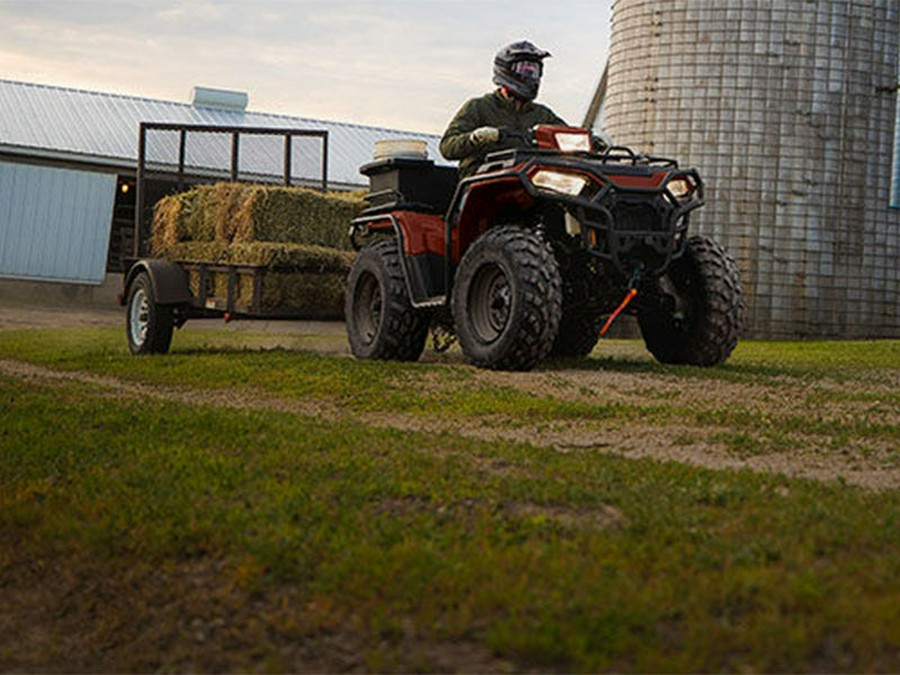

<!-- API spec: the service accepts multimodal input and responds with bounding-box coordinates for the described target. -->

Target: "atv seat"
[360,157,458,216]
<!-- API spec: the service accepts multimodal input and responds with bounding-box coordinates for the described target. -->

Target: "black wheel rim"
[354,271,382,345]
[468,262,511,343]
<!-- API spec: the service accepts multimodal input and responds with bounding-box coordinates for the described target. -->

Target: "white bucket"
[373,139,428,161]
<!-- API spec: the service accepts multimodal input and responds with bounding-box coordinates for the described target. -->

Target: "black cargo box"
[360,157,458,215]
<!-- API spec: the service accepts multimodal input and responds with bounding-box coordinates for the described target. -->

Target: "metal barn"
[0,80,442,288]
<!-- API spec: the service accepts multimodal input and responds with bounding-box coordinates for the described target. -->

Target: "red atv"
[346,125,743,371]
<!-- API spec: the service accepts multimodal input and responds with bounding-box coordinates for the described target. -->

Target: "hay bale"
[162,241,352,273]
[148,183,360,318]
[260,271,345,315]
[205,268,345,317]
[209,182,253,242]
[231,185,364,250]
[224,242,353,272]
[150,182,365,254]
[159,241,230,263]
[180,184,220,243]
[150,188,221,255]
[150,195,184,255]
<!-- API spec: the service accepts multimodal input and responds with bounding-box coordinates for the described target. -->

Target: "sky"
[0,0,611,135]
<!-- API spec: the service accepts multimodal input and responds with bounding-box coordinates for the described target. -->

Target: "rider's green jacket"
[440,90,566,178]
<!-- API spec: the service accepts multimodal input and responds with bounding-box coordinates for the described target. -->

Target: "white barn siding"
[0,161,116,283]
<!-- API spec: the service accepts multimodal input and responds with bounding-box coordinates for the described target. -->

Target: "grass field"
[1,326,898,672]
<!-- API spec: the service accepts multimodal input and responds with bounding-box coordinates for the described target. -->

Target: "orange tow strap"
[600,288,638,337]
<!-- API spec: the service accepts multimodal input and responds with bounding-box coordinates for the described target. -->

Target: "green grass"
[1,328,896,460]
[1,328,899,671]
[3,375,899,672]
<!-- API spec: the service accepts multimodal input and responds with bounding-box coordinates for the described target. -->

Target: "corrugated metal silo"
[604,0,900,338]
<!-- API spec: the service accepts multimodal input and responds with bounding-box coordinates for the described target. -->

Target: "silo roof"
[0,79,446,188]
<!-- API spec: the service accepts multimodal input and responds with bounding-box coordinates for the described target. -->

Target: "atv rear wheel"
[346,239,430,361]
[638,235,743,366]
[452,226,562,371]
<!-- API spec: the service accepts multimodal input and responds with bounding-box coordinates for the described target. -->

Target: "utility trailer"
[120,122,335,354]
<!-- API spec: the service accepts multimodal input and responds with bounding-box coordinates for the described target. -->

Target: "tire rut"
[1,358,897,491]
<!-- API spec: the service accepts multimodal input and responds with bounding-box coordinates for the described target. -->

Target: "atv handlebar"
[496,125,678,168]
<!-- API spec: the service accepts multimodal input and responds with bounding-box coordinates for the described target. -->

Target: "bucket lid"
[373,139,428,161]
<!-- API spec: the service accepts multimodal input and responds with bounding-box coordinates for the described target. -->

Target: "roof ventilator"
[190,86,248,112]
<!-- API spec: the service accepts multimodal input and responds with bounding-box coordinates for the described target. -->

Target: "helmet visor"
[512,60,542,80]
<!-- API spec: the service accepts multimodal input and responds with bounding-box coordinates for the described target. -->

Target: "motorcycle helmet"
[492,40,551,101]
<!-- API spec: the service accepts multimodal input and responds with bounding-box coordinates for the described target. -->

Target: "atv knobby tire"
[452,226,562,371]
[346,239,430,361]
[638,235,743,366]
[126,271,174,355]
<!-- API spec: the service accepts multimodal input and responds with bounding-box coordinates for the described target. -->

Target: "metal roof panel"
[0,79,447,187]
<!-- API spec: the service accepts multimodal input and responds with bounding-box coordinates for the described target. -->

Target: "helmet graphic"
[492,40,551,101]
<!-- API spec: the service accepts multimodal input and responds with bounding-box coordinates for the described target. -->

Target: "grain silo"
[600,0,900,338]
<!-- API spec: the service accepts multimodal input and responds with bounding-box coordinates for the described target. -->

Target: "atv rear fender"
[350,211,447,307]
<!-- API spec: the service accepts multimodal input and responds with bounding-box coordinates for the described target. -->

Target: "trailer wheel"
[452,226,562,371]
[638,235,743,366]
[345,239,430,361]
[126,271,174,355]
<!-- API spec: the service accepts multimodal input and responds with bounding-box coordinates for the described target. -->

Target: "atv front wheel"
[452,226,562,371]
[638,235,743,366]
[345,239,430,361]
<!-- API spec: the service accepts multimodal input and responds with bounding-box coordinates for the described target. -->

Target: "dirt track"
[1,301,898,490]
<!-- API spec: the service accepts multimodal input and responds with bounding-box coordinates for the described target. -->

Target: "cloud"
[0,0,610,133]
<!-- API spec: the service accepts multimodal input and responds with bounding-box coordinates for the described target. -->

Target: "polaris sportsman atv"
[346,125,743,371]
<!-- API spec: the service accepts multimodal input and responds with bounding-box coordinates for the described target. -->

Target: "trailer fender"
[122,259,192,306]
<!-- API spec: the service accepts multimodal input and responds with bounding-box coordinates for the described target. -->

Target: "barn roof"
[0,79,445,188]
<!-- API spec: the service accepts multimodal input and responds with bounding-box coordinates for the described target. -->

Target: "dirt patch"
[1,357,897,491]
[0,546,514,673]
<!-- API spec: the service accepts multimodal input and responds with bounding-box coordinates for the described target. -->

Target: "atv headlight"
[667,175,697,201]
[531,170,589,196]
[554,131,593,153]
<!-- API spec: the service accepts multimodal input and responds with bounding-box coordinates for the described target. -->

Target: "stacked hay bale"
[151,183,365,317]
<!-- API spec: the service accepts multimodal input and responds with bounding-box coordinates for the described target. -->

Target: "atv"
[346,125,743,371]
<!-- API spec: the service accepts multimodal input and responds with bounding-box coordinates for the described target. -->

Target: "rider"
[440,40,566,179]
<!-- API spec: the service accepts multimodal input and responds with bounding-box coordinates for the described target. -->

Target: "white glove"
[469,126,500,145]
